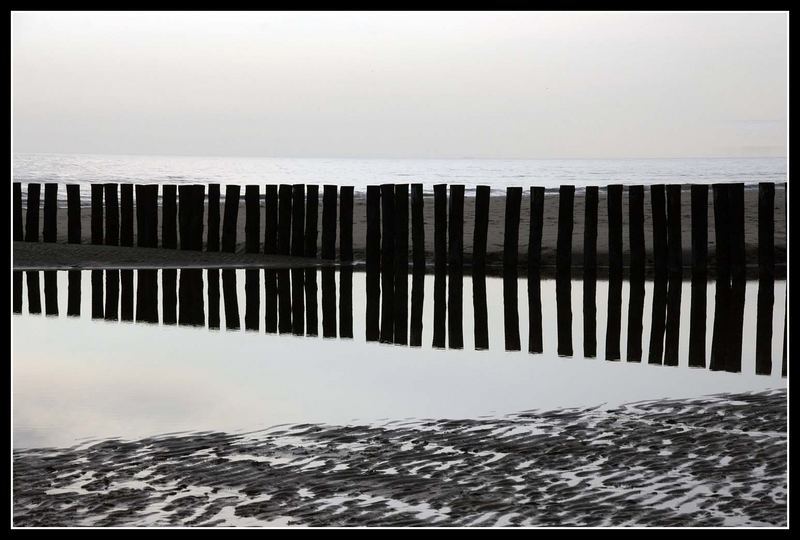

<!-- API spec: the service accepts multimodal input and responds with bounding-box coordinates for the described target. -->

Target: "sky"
[11,11,788,159]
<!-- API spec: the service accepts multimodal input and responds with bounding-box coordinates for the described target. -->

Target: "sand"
[19,185,787,269]
[13,388,786,527]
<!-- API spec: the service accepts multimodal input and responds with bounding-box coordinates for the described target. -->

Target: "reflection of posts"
[208,268,220,329]
[67,270,81,317]
[756,183,775,375]
[263,269,277,333]
[448,185,464,349]
[306,268,319,336]
[136,270,159,323]
[179,269,205,327]
[291,268,305,335]
[104,269,118,321]
[162,269,177,325]
[245,269,260,331]
[365,186,381,342]
[322,267,337,338]
[27,271,42,314]
[222,269,241,330]
[13,271,23,314]
[277,269,291,334]
[91,269,103,319]
[582,186,597,358]
[473,185,490,350]
[626,186,645,362]
[503,187,521,351]
[432,184,447,348]
[380,184,395,343]
[688,185,708,368]
[605,185,623,361]
[44,270,59,316]
[556,275,573,357]
[120,270,134,321]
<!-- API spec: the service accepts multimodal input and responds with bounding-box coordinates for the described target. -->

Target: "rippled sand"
[13,388,786,527]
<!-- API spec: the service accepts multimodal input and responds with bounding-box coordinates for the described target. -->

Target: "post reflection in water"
[14,271,23,314]
[13,267,787,379]
[305,268,319,337]
[339,267,353,339]
[291,268,305,336]
[162,269,177,325]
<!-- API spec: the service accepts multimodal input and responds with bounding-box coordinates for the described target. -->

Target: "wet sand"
[22,184,787,269]
[13,388,786,527]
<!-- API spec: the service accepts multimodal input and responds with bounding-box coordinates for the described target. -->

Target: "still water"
[13,268,786,449]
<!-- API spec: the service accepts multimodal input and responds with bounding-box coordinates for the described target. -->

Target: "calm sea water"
[13,154,787,203]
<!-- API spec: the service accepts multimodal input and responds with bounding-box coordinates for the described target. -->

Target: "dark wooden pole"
[207,184,221,252]
[291,184,306,258]
[136,185,158,248]
[394,184,409,345]
[264,185,278,255]
[66,184,81,244]
[447,184,464,349]
[178,185,192,249]
[627,186,645,362]
[277,184,292,256]
[222,184,241,253]
[583,186,598,359]
[245,185,261,253]
[606,184,623,361]
[756,183,775,375]
[25,183,41,242]
[688,185,708,368]
[410,183,425,347]
[366,185,381,341]
[380,183,395,343]
[339,186,353,262]
[13,182,23,242]
[120,184,134,247]
[651,185,668,278]
[710,184,731,371]
[162,185,177,249]
[664,185,683,366]
[321,185,337,260]
[43,183,58,243]
[91,184,103,245]
[103,183,119,246]
[528,186,545,354]
[556,186,574,276]
[191,185,205,251]
[305,185,319,258]
[503,187,522,351]
[474,185,490,351]
[727,183,746,372]
[432,184,447,348]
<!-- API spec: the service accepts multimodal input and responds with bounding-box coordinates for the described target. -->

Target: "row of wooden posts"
[13,265,786,377]
[13,181,779,278]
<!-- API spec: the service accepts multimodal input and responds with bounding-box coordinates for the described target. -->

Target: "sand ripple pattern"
[14,389,786,527]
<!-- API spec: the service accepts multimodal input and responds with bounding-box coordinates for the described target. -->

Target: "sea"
[12,153,787,204]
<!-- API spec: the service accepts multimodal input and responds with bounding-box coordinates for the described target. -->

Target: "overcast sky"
[12,11,787,159]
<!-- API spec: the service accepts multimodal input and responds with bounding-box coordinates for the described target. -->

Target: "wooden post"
[162,185,177,249]
[291,184,305,258]
[688,185,708,368]
[709,184,731,371]
[651,185,668,278]
[178,185,192,249]
[101,183,118,246]
[474,185,490,350]
[120,184,133,247]
[583,186,598,359]
[556,186,574,276]
[25,183,41,242]
[162,269,177,325]
[627,186,645,362]
[380,183,395,343]
[13,182,22,241]
[264,185,278,255]
[366,185,381,341]
[432,184,447,348]
[339,186,353,262]
[43,183,58,243]
[411,184,425,272]
[756,183,775,375]
[66,184,82,244]
[222,185,241,253]
[556,186,574,355]
[305,185,319,258]
[396,184,411,345]
[136,185,158,248]
[207,184,221,252]
[245,185,261,253]
[526,187,545,355]
[190,185,205,251]
[605,185,623,361]
[663,185,683,366]
[104,269,119,321]
[728,183,745,372]
[321,185,337,260]
[503,187,521,351]
[91,184,103,245]
[447,184,464,349]
[277,184,292,256]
